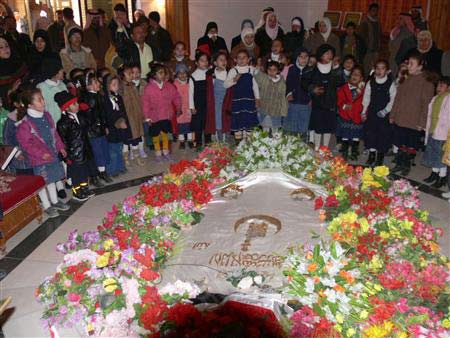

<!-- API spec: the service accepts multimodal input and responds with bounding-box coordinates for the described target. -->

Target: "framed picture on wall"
[342,12,363,29]
[324,11,342,29]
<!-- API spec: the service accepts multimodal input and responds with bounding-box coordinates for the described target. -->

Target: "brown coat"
[165,56,196,80]
[230,42,260,65]
[83,26,111,68]
[391,72,435,130]
[304,32,341,58]
[121,81,144,139]
[60,46,97,76]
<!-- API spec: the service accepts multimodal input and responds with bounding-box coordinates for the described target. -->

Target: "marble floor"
[0,145,448,337]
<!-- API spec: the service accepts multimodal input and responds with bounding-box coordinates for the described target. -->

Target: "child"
[189,51,211,148]
[120,64,146,166]
[55,91,98,201]
[224,49,260,142]
[362,59,397,166]
[285,47,312,137]
[16,89,70,218]
[422,77,450,188]
[390,51,435,176]
[308,54,317,68]
[173,63,193,149]
[141,62,181,161]
[303,44,342,151]
[166,41,195,79]
[336,66,365,161]
[262,39,283,69]
[36,57,67,124]
[103,74,132,176]
[80,72,113,184]
[441,130,450,200]
[131,65,147,96]
[340,55,356,84]
[255,60,288,132]
[3,91,32,175]
[206,51,228,142]
[279,52,292,80]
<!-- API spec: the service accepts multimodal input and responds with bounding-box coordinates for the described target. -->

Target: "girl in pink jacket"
[16,89,71,218]
[173,63,193,150]
[141,63,181,161]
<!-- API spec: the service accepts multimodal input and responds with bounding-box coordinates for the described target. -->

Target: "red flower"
[73,272,85,284]
[325,195,339,207]
[140,269,160,281]
[134,247,155,268]
[167,303,202,327]
[114,289,123,296]
[314,197,324,210]
[130,234,141,249]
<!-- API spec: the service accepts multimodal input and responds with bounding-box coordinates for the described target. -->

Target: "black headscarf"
[28,30,57,83]
[0,36,27,105]
[204,22,218,36]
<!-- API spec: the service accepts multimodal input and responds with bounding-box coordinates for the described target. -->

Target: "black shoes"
[99,172,113,183]
[72,187,89,202]
[179,141,186,150]
[90,176,104,188]
[431,177,447,189]
[349,141,359,161]
[57,189,67,199]
[423,172,439,183]
[375,152,384,166]
[366,151,376,166]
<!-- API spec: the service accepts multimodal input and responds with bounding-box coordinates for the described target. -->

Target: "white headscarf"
[241,27,255,47]
[319,17,332,42]
[265,12,279,41]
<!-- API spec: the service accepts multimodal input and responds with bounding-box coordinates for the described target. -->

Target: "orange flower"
[333,284,345,293]
[318,289,326,298]
[313,276,321,283]
[308,263,318,272]
[339,271,355,284]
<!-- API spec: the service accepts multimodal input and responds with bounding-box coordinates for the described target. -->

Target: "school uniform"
[189,68,210,146]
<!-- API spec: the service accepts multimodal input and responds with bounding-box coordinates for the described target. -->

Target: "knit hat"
[54,91,77,111]
[113,3,126,13]
[175,63,189,75]
[148,11,160,23]
[41,56,63,79]
[68,26,83,41]
[205,22,218,35]
[316,44,335,60]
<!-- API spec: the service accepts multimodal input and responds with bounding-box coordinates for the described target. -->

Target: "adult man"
[13,10,28,35]
[411,5,427,31]
[47,9,65,52]
[108,3,131,50]
[359,3,382,75]
[118,23,157,79]
[1,16,31,61]
[83,9,111,68]
[146,11,173,62]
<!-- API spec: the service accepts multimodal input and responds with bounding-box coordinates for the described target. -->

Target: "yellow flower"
[411,237,418,244]
[113,250,121,258]
[369,255,383,271]
[341,211,358,224]
[96,252,110,268]
[373,166,389,177]
[334,324,343,333]
[360,217,369,233]
[87,324,94,333]
[401,220,413,230]
[396,333,408,338]
[442,318,450,328]
[103,239,114,250]
[103,278,118,293]
[360,310,369,319]
[363,321,394,338]
[336,313,344,324]
[346,328,356,337]
[373,284,383,292]
[380,231,389,239]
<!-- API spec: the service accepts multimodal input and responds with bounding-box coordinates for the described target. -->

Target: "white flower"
[237,276,254,289]
[253,275,263,285]
[305,278,315,293]
[321,277,337,287]
[324,289,337,303]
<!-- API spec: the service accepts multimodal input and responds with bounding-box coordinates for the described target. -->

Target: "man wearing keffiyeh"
[83,9,111,68]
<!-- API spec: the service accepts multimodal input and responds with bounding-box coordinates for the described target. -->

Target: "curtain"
[428,0,449,50]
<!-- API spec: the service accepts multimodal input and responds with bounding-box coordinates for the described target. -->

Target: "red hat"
[54,91,77,111]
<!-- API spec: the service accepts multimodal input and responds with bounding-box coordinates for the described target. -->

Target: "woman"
[255,12,284,57]
[230,28,260,64]
[284,17,306,55]
[410,30,443,76]
[388,13,415,76]
[304,17,340,59]
[0,36,27,107]
[231,19,254,50]
[197,22,228,56]
[60,26,97,75]
[27,29,58,83]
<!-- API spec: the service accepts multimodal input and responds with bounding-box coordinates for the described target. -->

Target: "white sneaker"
[139,148,148,158]
[441,191,450,199]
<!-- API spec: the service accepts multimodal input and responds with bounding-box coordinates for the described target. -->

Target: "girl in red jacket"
[141,62,181,161]
[336,66,365,161]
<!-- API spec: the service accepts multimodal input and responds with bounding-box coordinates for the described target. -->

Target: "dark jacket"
[117,40,159,68]
[146,26,173,62]
[284,31,305,55]
[47,21,65,52]
[231,35,241,50]
[395,35,417,65]
[339,33,366,64]
[103,93,132,143]
[255,27,285,57]
[302,66,343,111]
[406,46,443,76]
[57,112,92,164]
[108,19,131,50]
[197,35,229,55]
[286,63,312,105]
[4,31,32,62]
[80,91,107,138]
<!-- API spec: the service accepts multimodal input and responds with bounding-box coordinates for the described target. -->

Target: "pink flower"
[67,292,81,303]
[396,298,409,314]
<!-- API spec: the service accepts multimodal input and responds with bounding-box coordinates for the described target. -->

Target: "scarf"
[265,13,279,41]
[270,75,281,83]
[241,27,255,47]
[270,53,280,62]
[317,62,332,74]
[390,15,415,40]
[430,92,450,134]
[320,17,332,42]
[27,108,44,118]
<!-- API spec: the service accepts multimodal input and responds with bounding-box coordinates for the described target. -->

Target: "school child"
[103,74,132,176]
[173,63,193,149]
[189,51,211,148]
[285,47,312,137]
[362,59,397,166]
[336,66,365,161]
[254,60,288,132]
[80,72,113,183]
[340,54,356,84]
[120,64,146,166]
[2,91,32,175]
[55,91,98,201]
[36,57,67,124]
[279,52,292,80]
[16,89,70,218]
[224,49,260,142]
[141,63,181,161]
[422,77,450,188]
[262,38,283,69]
[441,130,450,200]
[303,44,342,151]
[131,65,147,95]
[165,41,195,79]
[205,51,229,142]
[390,51,435,176]
[308,54,317,68]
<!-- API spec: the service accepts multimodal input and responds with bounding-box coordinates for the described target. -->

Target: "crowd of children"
[2,15,450,217]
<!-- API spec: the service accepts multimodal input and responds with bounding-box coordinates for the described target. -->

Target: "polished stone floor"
[0,145,448,337]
